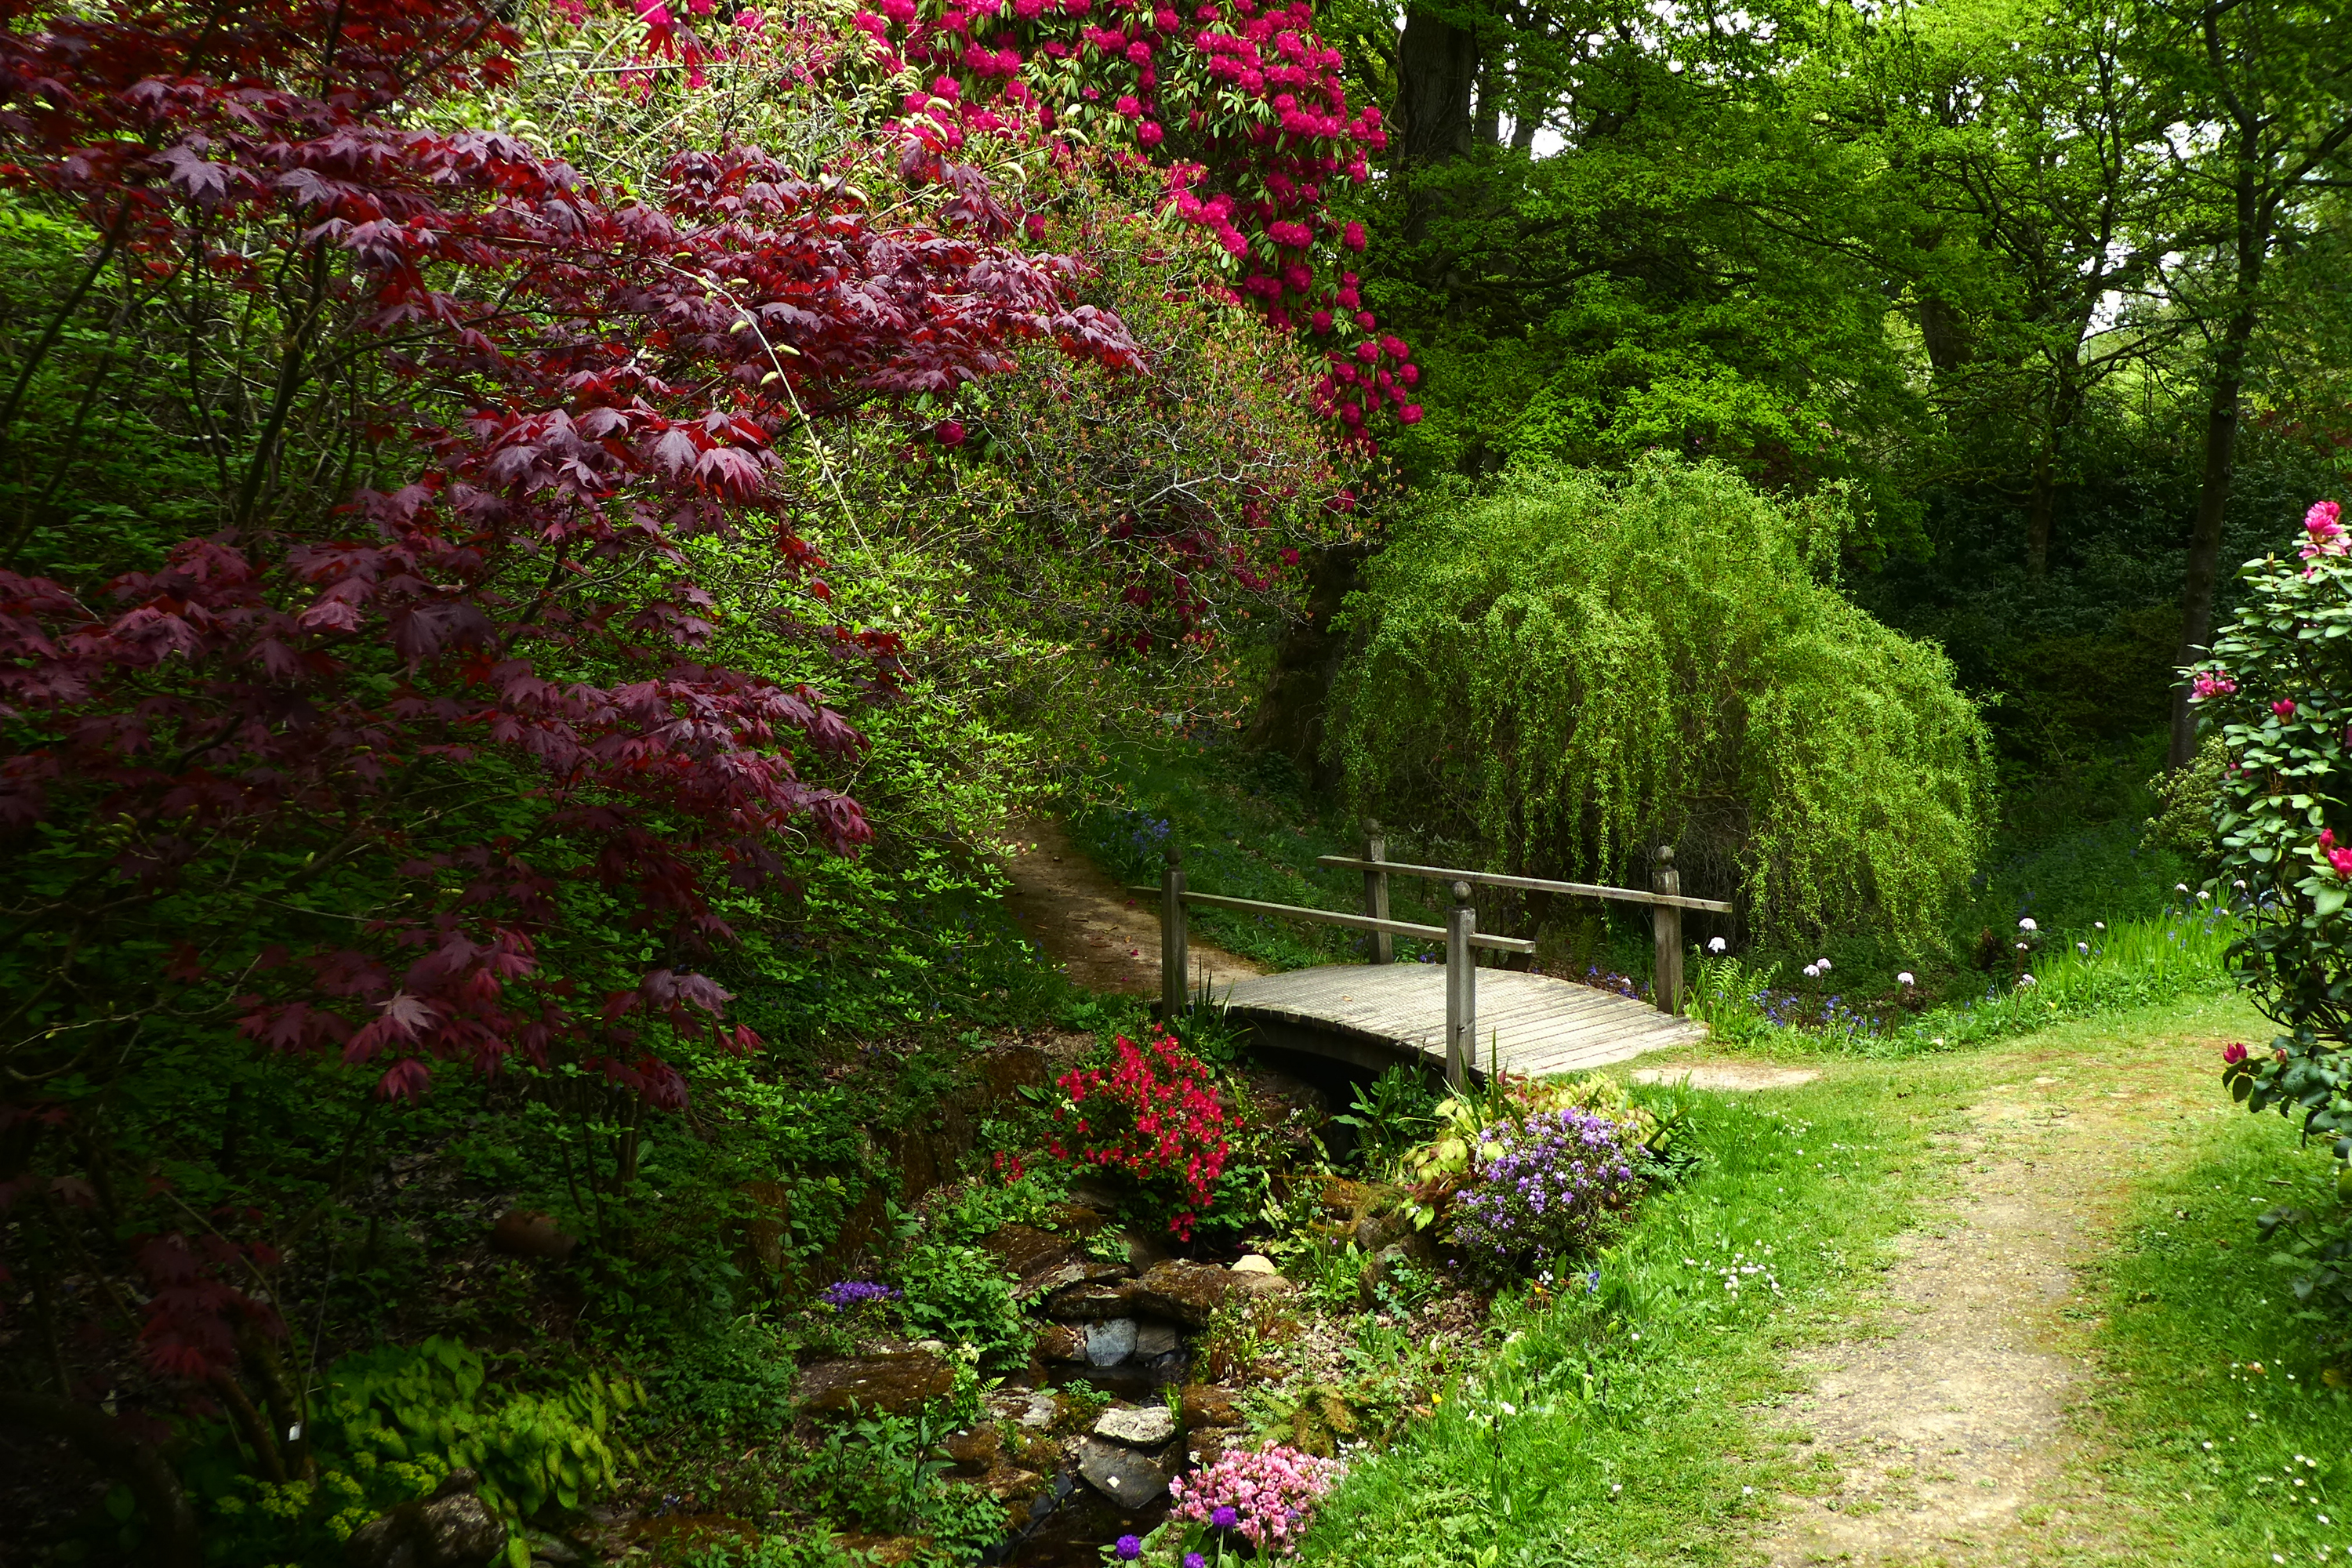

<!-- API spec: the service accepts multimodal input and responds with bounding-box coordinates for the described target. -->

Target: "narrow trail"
[1753,1034,2220,1566]
[999,815,1264,998]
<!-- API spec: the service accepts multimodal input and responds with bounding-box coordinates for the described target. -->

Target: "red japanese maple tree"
[0,0,1131,1541]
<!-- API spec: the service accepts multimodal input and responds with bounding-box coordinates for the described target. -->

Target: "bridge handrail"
[1126,885,1537,955]
[1314,856,1733,915]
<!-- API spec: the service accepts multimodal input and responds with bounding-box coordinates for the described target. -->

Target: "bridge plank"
[1215,963,1706,1080]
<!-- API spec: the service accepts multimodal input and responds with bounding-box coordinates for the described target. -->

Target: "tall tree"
[2156,0,2352,767]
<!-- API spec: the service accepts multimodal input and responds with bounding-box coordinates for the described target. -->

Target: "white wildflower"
[1896,971,1915,986]
[2019,917,2038,931]
[2019,974,2037,988]
[1708,936,1727,954]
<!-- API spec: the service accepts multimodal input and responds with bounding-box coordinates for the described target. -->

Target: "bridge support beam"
[1161,848,1188,1023]
[1652,847,1682,1016]
[1444,880,1475,1088]
[1362,818,1393,965]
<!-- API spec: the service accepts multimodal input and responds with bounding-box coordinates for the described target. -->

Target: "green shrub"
[897,1243,1030,1367]
[790,1409,1004,1559]
[1326,459,1994,945]
[2194,503,2352,1316]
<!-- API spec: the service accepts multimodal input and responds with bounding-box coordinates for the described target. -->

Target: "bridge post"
[1362,818,1393,964]
[1652,847,1682,1015]
[1161,847,1188,1024]
[1445,880,1475,1088]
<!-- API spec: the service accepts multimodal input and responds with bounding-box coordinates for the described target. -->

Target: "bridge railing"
[1141,827,1727,1090]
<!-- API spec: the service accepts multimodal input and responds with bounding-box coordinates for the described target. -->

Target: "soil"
[1000,816,1265,997]
[1752,1038,2218,1566]
[1632,1062,1822,1091]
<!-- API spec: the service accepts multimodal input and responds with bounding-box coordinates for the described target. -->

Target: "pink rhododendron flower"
[2223,1042,2249,1064]
[935,419,966,447]
[2190,671,2238,702]
[2275,699,2298,719]
[1342,220,1366,250]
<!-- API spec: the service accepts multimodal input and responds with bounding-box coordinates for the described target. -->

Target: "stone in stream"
[1036,1323,1085,1363]
[1092,1403,1178,1447]
[1230,1254,1279,1276]
[1133,1319,1181,1358]
[1076,1434,1180,1506]
[1083,1317,1138,1365]
[1046,1279,1140,1319]
[793,1352,954,1416]
[1127,1260,1238,1327]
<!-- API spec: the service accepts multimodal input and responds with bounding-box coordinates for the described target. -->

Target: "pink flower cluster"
[2302,499,2347,561]
[1167,1442,1345,1555]
[2188,670,2238,702]
[841,0,1421,452]
[2321,829,2352,880]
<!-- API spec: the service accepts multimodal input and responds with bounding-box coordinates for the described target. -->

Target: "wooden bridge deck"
[1207,964,1708,1080]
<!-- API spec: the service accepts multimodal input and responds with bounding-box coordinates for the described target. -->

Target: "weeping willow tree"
[1324,460,1994,944]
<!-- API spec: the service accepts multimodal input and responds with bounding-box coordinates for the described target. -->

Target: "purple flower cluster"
[1167,1443,1344,1556]
[1446,1108,1640,1285]
[818,1279,902,1311]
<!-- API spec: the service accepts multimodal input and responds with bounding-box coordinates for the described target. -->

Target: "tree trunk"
[2167,302,2257,766]
[2168,119,2267,770]
[1472,48,1501,147]
[1245,542,1371,790]
[1395,4,1479,166]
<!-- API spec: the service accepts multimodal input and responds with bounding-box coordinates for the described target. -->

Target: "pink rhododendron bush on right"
[2192,499,2352,1313]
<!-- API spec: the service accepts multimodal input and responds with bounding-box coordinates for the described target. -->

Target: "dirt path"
[1000,816,1264,998]
[1755,1036,2219,1566]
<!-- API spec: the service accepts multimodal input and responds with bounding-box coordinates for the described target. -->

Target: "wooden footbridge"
[1144,827,1730,1087]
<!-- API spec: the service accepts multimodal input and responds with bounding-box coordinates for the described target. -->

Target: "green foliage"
[1327,459,1994,945]
[2194,525,2352,1312]
[1334,1065,1443,1178]
[320,1339,639,1531]
[790,1408,1005,1560]
[897,1243,1031,1367]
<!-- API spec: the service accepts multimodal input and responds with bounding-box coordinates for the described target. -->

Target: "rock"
[1025,1259,1132,1301]
[1128,1260,1237,1327]
[488,1210,577,1262]
[1092,1404,1178,1447]
[1184,1426,1244,1470]
[1133,1320,1181,1358]
[522,1531,583,1566]
[1046,1279,1139,1320]
[1084,1317,1139,1366]
[793,1352,954,1416]
[982,1465,1044,1501]
[1076,1434,1179,1507]
[1181,1384,1241,1428]
[912,1338,949,1356]
[1351,1208,1415,1254]
[1122,1229,1175,1272]
[1018,1389,1060,1429]
[1232,1268,1297,1299]
[1229,1254,1279,1276]
[943,1425,1000,1476]
[1036,1324,1085,1363]
[345,1468,507,1568]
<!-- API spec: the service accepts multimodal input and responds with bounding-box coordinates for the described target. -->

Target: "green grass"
[2082,1081,2352,1563]
[1298,994,2352,1566]
[1301,1062,1944,1566]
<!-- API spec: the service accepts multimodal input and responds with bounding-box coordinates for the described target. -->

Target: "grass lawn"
[1300,993,2352,1566]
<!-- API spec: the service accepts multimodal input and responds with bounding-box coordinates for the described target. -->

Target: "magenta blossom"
[2190,670,2238,702]
[2223,1043,2249,1065]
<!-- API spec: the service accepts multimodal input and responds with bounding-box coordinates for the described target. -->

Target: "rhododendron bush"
[1047,1026,1232,1236]
[2197,500,2352,1315]
[0,0,1133,1539]
[835,0,1425,450]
